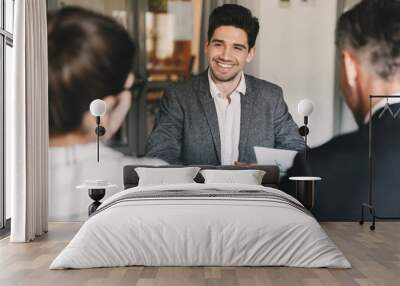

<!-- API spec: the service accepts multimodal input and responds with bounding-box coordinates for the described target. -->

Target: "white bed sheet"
[50,183,350,269]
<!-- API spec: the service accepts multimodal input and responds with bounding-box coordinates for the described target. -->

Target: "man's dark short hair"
[48,6,135,136]
[336,0,400,80]
[208,4,259,49]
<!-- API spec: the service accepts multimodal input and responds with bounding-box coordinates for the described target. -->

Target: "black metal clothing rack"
[360,95,400,230]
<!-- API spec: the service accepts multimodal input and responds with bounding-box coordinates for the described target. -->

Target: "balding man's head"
[336,0,400,125]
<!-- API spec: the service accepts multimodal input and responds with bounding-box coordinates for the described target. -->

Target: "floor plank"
[0,222,399,286]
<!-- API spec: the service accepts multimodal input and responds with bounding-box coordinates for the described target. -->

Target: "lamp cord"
[96,116,100,162]
[304,116,308,161]
[304,132,307,161]
[97,129,99,163]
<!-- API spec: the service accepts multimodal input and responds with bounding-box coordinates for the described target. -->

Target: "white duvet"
[50,183,350,269]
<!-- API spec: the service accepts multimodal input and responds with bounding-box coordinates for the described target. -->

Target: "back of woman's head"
[48,6,135,136]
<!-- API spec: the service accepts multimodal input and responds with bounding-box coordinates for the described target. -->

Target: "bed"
[50,165,350,269]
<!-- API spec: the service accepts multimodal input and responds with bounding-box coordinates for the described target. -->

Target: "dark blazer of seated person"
[283,103,400,221]
[145,71,305,165]
[283,0,400,221]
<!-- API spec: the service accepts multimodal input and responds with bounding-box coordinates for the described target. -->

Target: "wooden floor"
[0,222,399,286]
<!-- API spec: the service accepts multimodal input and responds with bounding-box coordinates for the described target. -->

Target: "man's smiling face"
[205,25,255,83]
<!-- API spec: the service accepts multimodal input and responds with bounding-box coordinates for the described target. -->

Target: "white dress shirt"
[208,71,246,165]
[363,93,400,124]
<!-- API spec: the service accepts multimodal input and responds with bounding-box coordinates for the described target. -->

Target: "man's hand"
[234,161,258,167]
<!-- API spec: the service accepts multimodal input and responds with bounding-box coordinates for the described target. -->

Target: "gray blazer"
[146,71,305,165]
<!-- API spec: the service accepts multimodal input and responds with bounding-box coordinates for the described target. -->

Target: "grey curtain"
[198,0,238,72]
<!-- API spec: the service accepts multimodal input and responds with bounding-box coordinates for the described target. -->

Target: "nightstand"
[76,180,117,216]
[289,176,321,210]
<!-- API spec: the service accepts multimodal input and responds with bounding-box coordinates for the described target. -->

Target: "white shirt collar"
[364,92,400,123]
[208,71,246,99]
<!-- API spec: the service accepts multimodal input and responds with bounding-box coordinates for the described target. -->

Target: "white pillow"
[200,169,266,185]
[135,167,200,186]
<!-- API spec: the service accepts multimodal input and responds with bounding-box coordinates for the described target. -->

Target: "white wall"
[240,0,338,147]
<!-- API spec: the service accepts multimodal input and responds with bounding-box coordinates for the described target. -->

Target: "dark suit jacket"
[146,71,305,165]
[283,103,400,221]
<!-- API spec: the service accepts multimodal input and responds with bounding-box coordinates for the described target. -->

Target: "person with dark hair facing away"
[284,0,400,221]
[48,7,165,221]
[146,4,305,165]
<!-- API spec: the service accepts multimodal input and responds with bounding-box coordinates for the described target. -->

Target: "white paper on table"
[254,146,298,172]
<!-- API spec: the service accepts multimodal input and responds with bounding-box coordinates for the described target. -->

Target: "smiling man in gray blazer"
[146,4,305,165]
